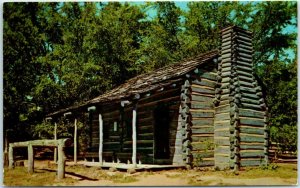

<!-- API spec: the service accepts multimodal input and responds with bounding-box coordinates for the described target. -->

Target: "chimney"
[214,26,268,170]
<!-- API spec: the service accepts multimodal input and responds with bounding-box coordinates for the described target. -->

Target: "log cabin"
[47,26,269,170]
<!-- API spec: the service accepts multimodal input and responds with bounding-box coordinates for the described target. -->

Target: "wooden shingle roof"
[48,49,218,117]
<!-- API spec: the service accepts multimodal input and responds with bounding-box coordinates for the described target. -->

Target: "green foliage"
[259,163,278,171]
[257,58,297,152]
[193,140,214,167]
[3,2,297,153]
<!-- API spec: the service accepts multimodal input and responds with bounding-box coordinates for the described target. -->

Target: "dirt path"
[17,160,297,186]
[70,171,297,186]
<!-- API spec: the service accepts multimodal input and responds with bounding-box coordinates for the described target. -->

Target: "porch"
[77,161,185,170]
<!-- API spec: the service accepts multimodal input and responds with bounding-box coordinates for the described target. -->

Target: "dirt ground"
[3,160,298,186]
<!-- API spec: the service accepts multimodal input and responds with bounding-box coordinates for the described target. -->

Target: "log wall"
[189,63,217,167]
[88,83,182,164]
[214,26,268,170]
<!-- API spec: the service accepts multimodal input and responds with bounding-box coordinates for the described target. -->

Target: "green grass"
[3,167,77,186]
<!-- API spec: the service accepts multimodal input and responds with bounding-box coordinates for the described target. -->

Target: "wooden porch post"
[99,114,103,164]
[74,118,77,164]
[54,122,57,163]
[132,103,137,167]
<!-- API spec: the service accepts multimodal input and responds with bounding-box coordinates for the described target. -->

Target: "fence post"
[28,143,34,173]
[57,141,66,180]
[8,144,14,169]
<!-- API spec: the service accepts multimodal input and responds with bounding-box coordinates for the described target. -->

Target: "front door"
[154,104,170,159]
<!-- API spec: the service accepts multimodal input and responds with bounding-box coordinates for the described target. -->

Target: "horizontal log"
[191,94,214,102]
[221,48,231,55]
[191,111,214,118]
[192,118,214,126]
[221,56,232,63]
[214,120,230,128]
[240,103,262,110]
[237,56,252,64]
[221,89,230,95]
[138,125,153,131]
[214,137,230,146]
[215,146,230,154]
[191,136,214,142]
[239,109,264,118]
[102,110,120,118]
[191,102,213,109]
[240,151,264,158]
[191,142,214,150]
[220,83,230,90]
[191,86,215,95]
[240,159,263,167]
[238,75,254,82]
[236,47,253,55]
[236,60,252,68]
[214,129,230,137]
[236,70,254,78]
[215,113,230,121]
[237,43,253,51]
[192,126,214,134]
[214,124,230,132]
[235,34,252,43]
[237,52,252,61]
[215,154,230,163]
[138,96,180,109]
[221,71,232,78]
[219,99,229,106]
[139,88,180,104]
[215,105,230,113]
[235,30,252,38]
[240,144,265,150]
[236,39,252,47]
[138,133,153,140]
[222,32,232,39]
[221,53,232,60]
[240,134,265,142]
[193,160,215,167]
[241,93,259,100]
[221,40,232,48]
[240,86,257,94]
[11,139,71,147]
[138,117,153,124]
[191,151,214,158]
[241,98,260,105]
[240,127,264,135]
[221,37,231,45]
[197,72,217,81]
[221,77,230,83]
[192,78,216,88]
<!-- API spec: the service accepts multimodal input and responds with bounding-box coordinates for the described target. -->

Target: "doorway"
[154,104,170,159]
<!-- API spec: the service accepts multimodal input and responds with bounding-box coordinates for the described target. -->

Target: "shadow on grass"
[40,168,98,181]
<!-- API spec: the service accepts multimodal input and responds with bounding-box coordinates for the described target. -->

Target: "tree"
[137,2,184,72]
[3,2,51,142]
